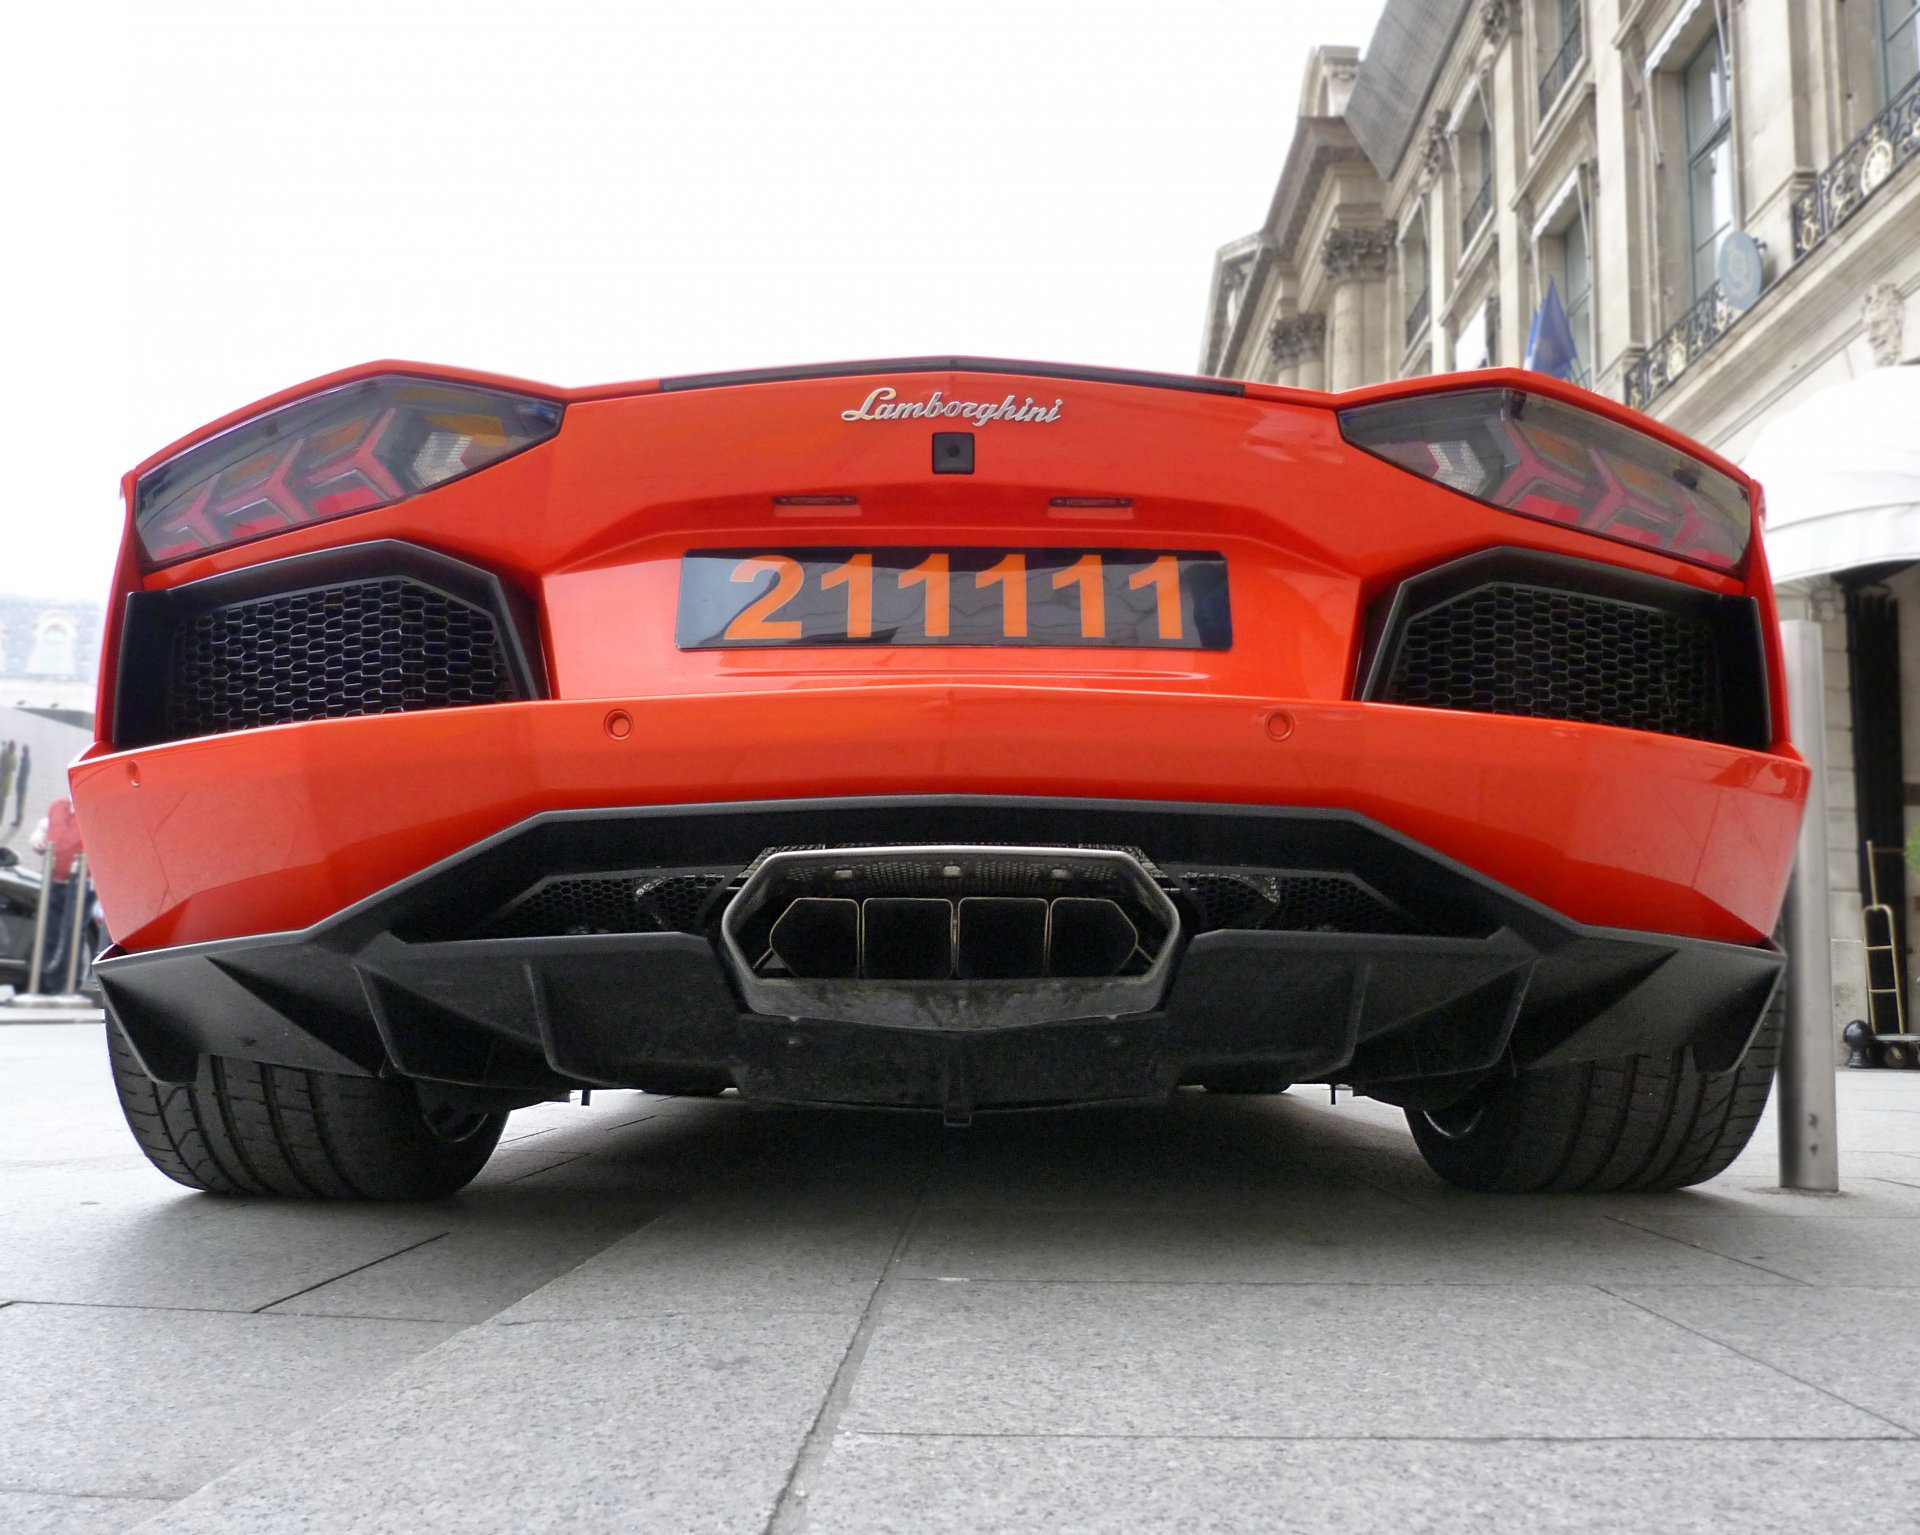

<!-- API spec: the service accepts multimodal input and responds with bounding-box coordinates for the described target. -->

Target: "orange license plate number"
[676,548,1230,650]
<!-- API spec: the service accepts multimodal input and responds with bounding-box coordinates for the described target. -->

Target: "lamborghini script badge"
[841,386,1062,424]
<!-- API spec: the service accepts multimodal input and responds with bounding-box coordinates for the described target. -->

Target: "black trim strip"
[658,356,1246,397]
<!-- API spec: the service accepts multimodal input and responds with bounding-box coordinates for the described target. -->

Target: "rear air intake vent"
[166,579,519,740]
[1384,582,1721,739]
[113,541,547,749]
[1362,549,1770,749]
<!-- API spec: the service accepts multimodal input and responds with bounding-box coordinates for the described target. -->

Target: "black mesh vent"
[481,873,727,939]
[637,873,729,931]
[166,579,519,739]
[1381,582,1724,741]
[1177,871,1409,935]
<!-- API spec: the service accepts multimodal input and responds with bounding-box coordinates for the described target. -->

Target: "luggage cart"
[1864,843,1914,1067]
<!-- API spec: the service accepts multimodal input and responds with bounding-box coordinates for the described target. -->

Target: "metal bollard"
[1779,620,1840,1191]
[24,845,54,1001]
[62,853,89,997]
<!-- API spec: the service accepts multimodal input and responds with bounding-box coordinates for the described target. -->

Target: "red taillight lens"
[133,376,564,566]
[1338,388,1750,573]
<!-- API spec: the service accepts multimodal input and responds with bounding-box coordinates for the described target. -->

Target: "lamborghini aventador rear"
[73,358,1807,1197]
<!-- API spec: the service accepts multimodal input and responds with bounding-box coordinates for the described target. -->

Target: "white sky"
[1,0,1382,601]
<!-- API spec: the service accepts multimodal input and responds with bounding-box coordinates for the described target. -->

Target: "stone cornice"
[1263,117,1379,263]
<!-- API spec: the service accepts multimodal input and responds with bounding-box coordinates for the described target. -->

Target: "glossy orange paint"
[77,360,1808,955]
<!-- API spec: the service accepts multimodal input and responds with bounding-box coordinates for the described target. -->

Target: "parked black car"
[0,847,103,995]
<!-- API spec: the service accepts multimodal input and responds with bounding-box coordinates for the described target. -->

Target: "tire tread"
[106,1020,502,1200]
[1406,979,1783,1194]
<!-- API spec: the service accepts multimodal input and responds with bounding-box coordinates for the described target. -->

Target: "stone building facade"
[1201,1,1920,1034]
[0,596,102,712]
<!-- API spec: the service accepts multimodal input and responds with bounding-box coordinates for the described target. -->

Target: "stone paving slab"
[901,1200,1797,1286]
[0,1303,461,1500]
[132,1314,863,1535]
[260,1206,674,1325]
[0,1184,469,1312]
[800,1434,1920,1534]
[837,1279,1894,1441]
[0,1006,105,1026]
[4,1022,1918,1533]
[1591,1214,1920,1286]
[1613,1285,1920,1434]
[495,1195,913,1322]
[0,1493,174,1535]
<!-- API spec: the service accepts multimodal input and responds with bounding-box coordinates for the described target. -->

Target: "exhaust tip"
[769,897,860,979]
[956,896,1049,979]
[1048,897,1139,977]
[863,898,954,980]
[720,844,1182,1030]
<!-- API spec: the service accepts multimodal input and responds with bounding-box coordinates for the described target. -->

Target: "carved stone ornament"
[1268,312,1328,367]
[1328,57,1359,84]
[1418,113,1450,186]
[1481,0,1514,49]
[1221,261,1249,295]
[1320,225,1394,283]
[1863,282,1906,367]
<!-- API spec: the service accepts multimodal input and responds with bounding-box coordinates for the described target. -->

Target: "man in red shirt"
[31,797,85,993]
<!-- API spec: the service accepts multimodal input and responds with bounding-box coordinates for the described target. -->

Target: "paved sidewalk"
[3,1022,1918,1533]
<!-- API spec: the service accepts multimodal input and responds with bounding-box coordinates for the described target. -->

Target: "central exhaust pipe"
[720,845,1182,1030]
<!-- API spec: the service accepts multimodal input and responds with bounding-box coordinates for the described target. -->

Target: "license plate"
[676,547,1230,650]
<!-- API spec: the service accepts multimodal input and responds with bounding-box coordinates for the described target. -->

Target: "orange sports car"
[75,358,1806,1199]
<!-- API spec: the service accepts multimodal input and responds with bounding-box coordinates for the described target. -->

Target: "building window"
[1539,0,1585,116]
[1454,297,1492,370]
[26,617,77,678]
[1683,35,1734,303]
[1403,215,1431,352]
[1461,112,1495,246]
[1884,0,1920,102]
[1561,208,1593,386]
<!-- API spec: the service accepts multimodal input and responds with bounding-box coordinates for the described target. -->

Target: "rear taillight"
[133,376,563,567]
[1338,388,1750,573]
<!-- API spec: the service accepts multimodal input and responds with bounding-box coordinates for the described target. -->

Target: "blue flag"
[1525,278,1580,381]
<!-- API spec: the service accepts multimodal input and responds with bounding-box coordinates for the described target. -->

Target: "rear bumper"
[72,683,1805,954]
[96,797,1784,1115]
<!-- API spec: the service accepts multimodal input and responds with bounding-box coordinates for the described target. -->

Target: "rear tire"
[1405,983,1782,1193]
[107,1021,504,1199]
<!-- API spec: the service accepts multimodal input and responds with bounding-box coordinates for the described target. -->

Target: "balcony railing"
[1461,178,1492,248]
[1792,69,1920,259]
[1622,282,1737,411]
[1538,11,1584,118]
[1405,288,1431,349]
